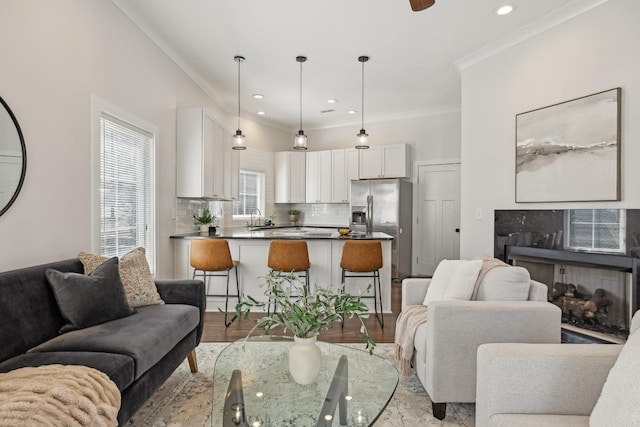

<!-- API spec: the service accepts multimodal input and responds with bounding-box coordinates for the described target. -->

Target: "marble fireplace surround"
[495,209,640,343]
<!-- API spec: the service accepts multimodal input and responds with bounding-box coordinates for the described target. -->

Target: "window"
[92,97,156,270]
[234,169,265,218]
[565,209,625,253]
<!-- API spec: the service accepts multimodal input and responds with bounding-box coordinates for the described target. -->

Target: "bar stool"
[190,239,240,327]
[267,240,311,313]
[340,240,384,328]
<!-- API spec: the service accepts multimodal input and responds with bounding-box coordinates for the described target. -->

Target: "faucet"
[250,208,262,227]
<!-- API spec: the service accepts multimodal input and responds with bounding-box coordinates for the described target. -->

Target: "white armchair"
[402,273,561,420]
[476,312,640,427]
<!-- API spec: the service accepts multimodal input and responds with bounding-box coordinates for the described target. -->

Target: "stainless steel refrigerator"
[350,178,412,279]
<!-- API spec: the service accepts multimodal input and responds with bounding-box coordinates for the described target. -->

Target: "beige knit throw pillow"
[78,247,164,308]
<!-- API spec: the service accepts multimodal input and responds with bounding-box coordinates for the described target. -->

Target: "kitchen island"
[170,226,393,313]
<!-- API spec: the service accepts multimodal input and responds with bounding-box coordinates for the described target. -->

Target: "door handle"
[455,228,460,233]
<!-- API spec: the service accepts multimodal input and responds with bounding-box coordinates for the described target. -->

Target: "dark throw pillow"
[45,256,135,333]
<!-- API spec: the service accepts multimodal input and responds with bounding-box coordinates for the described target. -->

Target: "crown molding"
[454,0,609,71]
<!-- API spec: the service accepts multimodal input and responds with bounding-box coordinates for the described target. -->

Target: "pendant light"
[356,55,370,149]
[293,56,308,150]
[232,55,247,150]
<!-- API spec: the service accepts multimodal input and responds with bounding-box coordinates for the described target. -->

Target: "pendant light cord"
[237,58,241,130]
[361,59,365,130]
[299,60,303,131]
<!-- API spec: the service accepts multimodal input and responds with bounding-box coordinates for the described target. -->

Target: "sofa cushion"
[589,317,640,426]
[79,247,164,308]
[490,414,589,427]
[442,259,482,301]
[422,260,465,305]
[27,304,199,380]
[474,266,531,301]
[45,257,135,333]
[0,351,135,391]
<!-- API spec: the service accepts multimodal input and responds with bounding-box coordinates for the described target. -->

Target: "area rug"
[125,343,475,426]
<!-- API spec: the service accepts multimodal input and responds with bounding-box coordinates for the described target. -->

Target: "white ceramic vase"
[289,335,322,385]
[199,224,209,232]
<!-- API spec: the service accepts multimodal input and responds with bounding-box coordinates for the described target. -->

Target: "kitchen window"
[234,169,265,219]
[565,209,625,253]
[91,96,156,270]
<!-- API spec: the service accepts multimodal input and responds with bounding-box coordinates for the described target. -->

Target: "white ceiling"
[112,0,605,132]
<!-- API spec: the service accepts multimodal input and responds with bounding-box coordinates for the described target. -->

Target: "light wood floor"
[201,280,401,343]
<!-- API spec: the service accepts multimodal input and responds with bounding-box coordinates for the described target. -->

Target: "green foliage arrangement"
[234,270,375,354]
[287,209,300,216]
[193,208,214,225]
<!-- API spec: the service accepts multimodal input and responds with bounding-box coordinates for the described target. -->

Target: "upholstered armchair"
[401,260,561,420]
[475,312,639,427]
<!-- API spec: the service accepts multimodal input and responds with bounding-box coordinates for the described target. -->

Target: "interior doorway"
[413,162,461,276]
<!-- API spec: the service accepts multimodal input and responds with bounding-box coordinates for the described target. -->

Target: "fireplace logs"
[550,282,611,324]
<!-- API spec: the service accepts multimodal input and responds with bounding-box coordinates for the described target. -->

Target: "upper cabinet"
[332,149,359,203]
[358,143,411,179]
[275,151,306,203]
[306,151,332,203]
[176,108,238,200]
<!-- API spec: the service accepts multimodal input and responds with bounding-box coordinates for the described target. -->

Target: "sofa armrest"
[155,279,206,345]
[476,343,621,427]
[402,278,430,308]
[424,300,561,404]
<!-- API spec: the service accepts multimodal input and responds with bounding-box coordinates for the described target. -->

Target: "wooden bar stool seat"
[267,240,311,313]
[190,239,240,327]
[340,240,384,328]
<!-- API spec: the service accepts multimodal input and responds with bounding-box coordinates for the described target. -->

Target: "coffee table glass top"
[212,336,399,427]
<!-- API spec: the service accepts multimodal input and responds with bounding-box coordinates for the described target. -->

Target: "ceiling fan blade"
[409,0,435,12]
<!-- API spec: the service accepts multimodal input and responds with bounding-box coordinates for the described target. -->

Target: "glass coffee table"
[212,336,398,427]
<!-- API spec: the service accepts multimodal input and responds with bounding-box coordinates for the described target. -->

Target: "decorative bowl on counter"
[338,228,350,236]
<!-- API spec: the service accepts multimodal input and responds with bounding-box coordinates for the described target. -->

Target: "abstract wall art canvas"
[515,88,621,203]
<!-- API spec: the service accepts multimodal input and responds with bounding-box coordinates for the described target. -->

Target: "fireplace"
[495,209,640,343]
[505,246,636,343]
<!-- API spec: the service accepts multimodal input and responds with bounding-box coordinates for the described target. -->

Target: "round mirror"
[0,96,26,217]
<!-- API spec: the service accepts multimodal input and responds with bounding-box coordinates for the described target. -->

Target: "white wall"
[307,111,461,163]
[0,0,288,274]
[459,0,640,258]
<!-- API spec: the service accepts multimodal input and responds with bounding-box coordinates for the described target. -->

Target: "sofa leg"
[432,402,446,420]
[187,349,198,373]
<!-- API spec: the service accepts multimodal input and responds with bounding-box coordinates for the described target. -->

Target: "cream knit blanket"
[0,364,120,427]
[394,305,428,376]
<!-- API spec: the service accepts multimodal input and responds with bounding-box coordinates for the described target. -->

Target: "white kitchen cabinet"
[274,151,306,203]
[176,108,228,199]
[331,149,359,203]
[358,143,411,179]
[306,151,332,203]
[223,132,240,200]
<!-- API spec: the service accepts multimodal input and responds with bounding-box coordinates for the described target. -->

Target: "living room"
[1,0,639,426]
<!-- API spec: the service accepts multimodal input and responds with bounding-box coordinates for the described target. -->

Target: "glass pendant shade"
[355,129,369,149]
[232,129,246,150]
[293,130,308,150]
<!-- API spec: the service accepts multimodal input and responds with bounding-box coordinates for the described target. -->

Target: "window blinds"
[100,113,153,267]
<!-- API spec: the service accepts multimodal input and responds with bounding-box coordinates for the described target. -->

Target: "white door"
[414,163,460,276]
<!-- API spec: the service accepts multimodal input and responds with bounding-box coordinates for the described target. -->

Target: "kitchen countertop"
[169,225,393,240]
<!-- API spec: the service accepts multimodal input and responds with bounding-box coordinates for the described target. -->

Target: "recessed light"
[495,4,515,16]
[252,94,264,99]
[347,110,357,115]
[327,99,337,103]
[257,111,266,115]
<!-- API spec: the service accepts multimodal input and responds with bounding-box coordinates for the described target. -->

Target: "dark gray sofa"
[0,258,206,426]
